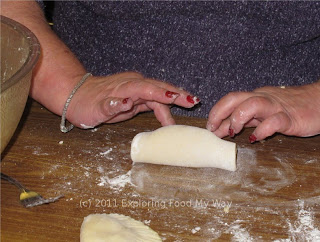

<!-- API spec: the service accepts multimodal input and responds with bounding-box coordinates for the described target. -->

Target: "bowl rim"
[1,15,41,93]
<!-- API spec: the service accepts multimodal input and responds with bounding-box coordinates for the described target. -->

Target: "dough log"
[131,125,237,171]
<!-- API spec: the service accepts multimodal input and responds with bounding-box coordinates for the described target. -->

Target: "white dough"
[131,125,237,171]
[80,213,162,242]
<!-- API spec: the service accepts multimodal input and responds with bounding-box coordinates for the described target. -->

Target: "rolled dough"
[80,213,161,242]
[131,125,237,171]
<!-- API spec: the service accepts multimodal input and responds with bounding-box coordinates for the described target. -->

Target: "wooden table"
[1,100,320,241]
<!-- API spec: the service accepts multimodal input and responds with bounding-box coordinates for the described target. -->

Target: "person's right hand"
[67,72,200,129]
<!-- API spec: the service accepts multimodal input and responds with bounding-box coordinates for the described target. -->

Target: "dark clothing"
[50,1,320,117]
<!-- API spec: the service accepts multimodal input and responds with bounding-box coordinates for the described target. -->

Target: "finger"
[101,97,133,117]
[117,81,180,103]
[249,112,291,143]
[77,97,134,128]
[117,81,200,109]
[213,118,231,138]
[97,97,134,125]
[105,104,151,123]
[244,119,261,128]
[207,92,253,132]
[111,72,200,108]
[146,101,175,126]
[229,96,275,135]
[144,78,201,107]
[214,118,261,139]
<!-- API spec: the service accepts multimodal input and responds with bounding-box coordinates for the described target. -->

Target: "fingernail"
[165,91,179,98]
[187,95,200,104]
[206,122,212,131]
[249,134,257,143]
[228,128,235,138]
[122,98,129,104]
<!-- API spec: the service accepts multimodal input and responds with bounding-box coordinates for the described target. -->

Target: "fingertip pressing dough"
[80,213,162,242]
[131,125,237,171]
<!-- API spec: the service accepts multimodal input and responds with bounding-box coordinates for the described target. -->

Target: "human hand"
[66,72,200,129]
[2,2,200,130]
[206,82,320,142]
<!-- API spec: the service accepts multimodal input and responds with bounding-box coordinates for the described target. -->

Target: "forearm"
[2,1,86,116]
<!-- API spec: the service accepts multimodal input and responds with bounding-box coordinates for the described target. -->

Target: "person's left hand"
[206,82,320,142]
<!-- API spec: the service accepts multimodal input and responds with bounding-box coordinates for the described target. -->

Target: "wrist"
[60,73,93,132]
[30,70,87,116]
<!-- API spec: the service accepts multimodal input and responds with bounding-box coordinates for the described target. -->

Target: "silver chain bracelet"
[60,73,92,133]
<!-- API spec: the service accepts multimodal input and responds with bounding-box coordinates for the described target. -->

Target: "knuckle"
[247,96,268,110]
[231,108,247,125]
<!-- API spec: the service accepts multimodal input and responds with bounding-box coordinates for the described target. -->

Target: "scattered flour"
[97,170,133,192]
[24,132,319,241]
[144,220,151,225]
[99,148,113,156]
[110,100,119,106]
[48,164,60,174]
[28,146,49,156]
[84,171,90,177]
[97,177,108,187]
[97,166,104,174]
[227,222,254,242]
[304,159,317,164]
[91,128,99,132]
[191,227,201,234]
[238,148,296,195]
[282,200,320,241]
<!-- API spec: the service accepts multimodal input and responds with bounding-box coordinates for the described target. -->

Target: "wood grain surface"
[1,100,320,241]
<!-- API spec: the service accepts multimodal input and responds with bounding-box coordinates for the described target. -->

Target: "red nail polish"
[228,128,235,137]
[165,91,179,98]
[187,95,195,104]
[122,98,129,104]
[187,95,200,104]
[249,134,257,143]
